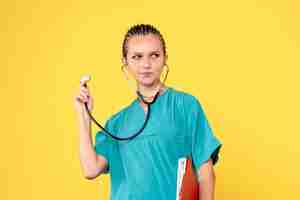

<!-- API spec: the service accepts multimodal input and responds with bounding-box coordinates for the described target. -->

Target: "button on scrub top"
[94,87,222,200]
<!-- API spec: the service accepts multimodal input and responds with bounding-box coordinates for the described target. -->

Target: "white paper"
[176,157,187,200]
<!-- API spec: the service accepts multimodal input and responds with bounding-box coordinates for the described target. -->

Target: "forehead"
[126,34,163,53]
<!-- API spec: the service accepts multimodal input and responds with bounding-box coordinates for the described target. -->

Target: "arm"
[197,159,216,200]
[77,108,108,179]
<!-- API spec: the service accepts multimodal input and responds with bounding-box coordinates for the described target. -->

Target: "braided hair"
[122,24,167,59]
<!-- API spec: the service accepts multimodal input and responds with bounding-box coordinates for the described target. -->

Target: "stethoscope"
[81,75,165,141]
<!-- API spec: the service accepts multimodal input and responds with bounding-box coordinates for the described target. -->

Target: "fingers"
[75,86,91,103]
[75,75,92,105]
[80,86,90,97]
[80,90,90,100]
[76,94,87,103]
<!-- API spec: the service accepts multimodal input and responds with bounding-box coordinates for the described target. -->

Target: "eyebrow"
[132,50,161,54]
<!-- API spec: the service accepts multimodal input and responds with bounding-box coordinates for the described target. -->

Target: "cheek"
[154,64,165,74]
[126,65,139,77]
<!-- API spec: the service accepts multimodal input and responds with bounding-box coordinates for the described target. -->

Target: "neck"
[137,80,165,97]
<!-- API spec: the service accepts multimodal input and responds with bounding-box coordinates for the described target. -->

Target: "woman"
[74,24,222,200]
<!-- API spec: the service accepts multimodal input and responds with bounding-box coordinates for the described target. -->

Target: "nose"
[141,58,151,69]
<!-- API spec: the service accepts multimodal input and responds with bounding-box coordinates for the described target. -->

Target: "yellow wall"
[1,0,299,199]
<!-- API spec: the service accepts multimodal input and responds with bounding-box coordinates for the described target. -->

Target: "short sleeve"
[93,119,114,174]
[186,96,222,170]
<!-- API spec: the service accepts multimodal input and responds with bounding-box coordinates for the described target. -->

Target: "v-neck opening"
[134,87,171,116]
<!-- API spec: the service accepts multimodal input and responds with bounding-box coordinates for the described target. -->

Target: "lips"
[140,72,153,76]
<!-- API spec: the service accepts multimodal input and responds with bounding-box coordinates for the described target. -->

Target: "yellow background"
[1,0,299,199]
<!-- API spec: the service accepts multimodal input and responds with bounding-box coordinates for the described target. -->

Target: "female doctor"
[74,24,222,200]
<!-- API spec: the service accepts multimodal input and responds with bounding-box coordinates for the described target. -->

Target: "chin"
[139,78,158,87]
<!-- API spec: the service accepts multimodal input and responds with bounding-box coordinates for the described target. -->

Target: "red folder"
[178,157,200,200]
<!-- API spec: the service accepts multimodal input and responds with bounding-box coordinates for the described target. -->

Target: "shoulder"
[169,87,207,121]
[169,87,203,108]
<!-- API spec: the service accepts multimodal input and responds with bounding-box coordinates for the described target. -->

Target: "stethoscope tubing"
[83,85,161,141]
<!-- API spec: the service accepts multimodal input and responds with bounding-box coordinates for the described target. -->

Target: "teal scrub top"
[94,87,222,200]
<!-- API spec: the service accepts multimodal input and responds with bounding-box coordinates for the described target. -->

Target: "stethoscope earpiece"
[80,74,91,88]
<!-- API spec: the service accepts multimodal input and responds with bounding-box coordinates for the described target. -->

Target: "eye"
[151,53,160,58]
[132,54,142,60]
